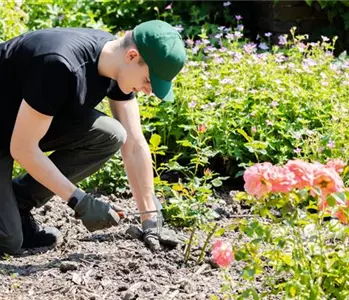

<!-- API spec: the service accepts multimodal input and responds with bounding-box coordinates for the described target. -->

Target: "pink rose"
[286,159,314,189]
[326,158,346,174]
[313,163,344,197]
[243,162,273,199]
[266,165,297,193]
[211,240,234,268]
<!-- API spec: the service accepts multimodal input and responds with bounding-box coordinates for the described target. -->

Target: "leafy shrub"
[140,26,349,180]
[0,0,28,42]
[78,153,129,195]
[305,0,349,29]
[23,0,111,31]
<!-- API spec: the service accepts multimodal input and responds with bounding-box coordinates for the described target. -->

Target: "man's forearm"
[12,147,76,201]
[121,139,156,221]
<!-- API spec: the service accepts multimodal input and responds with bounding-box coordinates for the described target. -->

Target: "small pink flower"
[188,100,197,108]
[326,158,346,174]
[293,148,301,154]
[165,3,172,10]
[204,168,211,177]
[266,165,297,193]
[198,124,207,133]
[243,162,273,199]
[211,240,234,268]
[327,140,335,149]
[286,160,313,189]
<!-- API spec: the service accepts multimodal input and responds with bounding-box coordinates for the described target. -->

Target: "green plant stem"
[197,223,218,265]
[185,224,197,263]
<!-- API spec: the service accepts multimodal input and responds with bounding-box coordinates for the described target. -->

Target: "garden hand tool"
[115,193,163,235]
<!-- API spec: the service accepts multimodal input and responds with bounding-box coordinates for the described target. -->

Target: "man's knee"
[94,116,127,153]
[0,231,23,255]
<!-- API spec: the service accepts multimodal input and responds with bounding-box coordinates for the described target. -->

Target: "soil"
[0,192,270,300]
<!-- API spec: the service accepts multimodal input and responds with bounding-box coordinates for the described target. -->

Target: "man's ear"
[125,48,141,64]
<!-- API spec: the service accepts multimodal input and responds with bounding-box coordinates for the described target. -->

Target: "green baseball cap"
[133,20,186,101]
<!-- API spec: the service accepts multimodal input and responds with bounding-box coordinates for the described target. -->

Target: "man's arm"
[108,98,156,221]
[10,99,77,201]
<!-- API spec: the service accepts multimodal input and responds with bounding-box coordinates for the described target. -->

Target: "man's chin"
[120,87,133,95]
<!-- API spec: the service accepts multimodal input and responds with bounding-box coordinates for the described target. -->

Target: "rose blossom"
[243,162,273,199]
[312,163,344,197]
[326,158,346,174]
[211,240,234,268]
[286,159,314,189]
[266,165,297,193]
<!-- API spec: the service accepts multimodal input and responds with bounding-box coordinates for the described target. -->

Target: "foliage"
[149,130,228,264]
[78,153,130,196]
[150,130,226,224]
[0,0,28,42]
[21,0,239,38]
[140,25,349,180]
[305,0,349,30]
[23,0,111,31]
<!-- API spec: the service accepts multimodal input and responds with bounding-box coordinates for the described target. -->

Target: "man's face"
[117,48,152,96]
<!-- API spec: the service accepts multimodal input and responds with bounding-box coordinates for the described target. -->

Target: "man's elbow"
[10,138,35,161]
[10,138,22,160]
[122,135,149,157]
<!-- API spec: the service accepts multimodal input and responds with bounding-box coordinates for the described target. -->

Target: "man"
[0,20,186,255]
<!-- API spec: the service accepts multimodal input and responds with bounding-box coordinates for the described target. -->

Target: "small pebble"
[59,261,78,273]
[122,291,134,300]
[179,279,195,294]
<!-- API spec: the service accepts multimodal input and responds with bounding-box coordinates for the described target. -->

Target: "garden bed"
[0,192,262,300]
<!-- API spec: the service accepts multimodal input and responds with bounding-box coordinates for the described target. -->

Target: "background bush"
[140,28,349,176]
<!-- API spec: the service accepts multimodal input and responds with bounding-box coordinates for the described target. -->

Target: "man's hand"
[142,227,180,252]
[126,215,180,251]
[71,195,121,232]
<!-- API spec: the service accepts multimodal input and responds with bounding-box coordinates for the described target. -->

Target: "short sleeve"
[106,80,135,101]
[22,55,74,116]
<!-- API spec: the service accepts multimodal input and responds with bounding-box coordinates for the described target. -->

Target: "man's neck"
[98,39,123,80]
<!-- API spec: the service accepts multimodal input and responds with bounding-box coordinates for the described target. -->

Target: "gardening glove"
[142,216,180,252]
[68,194,121,232]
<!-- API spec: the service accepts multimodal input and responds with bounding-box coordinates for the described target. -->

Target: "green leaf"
[342,1,349,7]
[338,50,347,61]
[237,128,253,142]
[289,285,297,297]
[211,178,223,187]
[327,192,346,206]
[243,267,256,279]
[214,228,225,237]
[304,0,313,6]
[326,195,337,207]
[177,140,194,148]
[150,134,161,148]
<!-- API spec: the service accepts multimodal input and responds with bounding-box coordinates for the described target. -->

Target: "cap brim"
[150,71,174,101]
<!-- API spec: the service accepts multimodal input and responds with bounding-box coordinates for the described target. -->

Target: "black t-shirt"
[0,27,134,149]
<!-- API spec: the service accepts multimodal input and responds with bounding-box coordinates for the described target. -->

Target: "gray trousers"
[0,109,126,254]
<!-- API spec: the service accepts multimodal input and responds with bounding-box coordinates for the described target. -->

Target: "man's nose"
[143,84,152,95]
